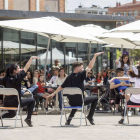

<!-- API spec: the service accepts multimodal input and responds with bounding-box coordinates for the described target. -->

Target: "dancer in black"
[0,56,39,127]
[48,52,104,125]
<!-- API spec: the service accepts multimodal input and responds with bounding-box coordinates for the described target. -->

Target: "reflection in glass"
[65,43,77,74]
[0,27,1,71]
[3,28,19,69]
[36,35,48,70]
[78,43,88,69]
[21,32,36,71]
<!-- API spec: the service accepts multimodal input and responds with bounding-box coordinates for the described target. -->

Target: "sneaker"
[118,119,124,124]
[87,116,95,125]
[128,111,132,117]
[24,119,33,127]
[44,108,48,114]
[65,119,71,125]
[138,111,140,115]
[115,110,119,114]
[48,105,53,109]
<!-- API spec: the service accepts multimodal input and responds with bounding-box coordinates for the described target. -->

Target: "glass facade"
[3,28,20,69]
[134,11,138,17]
[0,27,117,75]
[128,11,132,16]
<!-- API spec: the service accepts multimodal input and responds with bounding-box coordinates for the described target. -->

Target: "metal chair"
[123,88,140,126]
[60,88,87,127]
[0,88,23,128]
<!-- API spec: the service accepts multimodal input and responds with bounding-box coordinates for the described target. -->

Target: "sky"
[66,0,135,13]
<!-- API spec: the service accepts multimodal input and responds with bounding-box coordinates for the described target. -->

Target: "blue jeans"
[21,84,38,98]
[58,91,62,109]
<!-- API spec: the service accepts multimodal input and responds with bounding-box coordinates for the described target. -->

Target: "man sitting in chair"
[47,52,104,125]
[110,68,133,114]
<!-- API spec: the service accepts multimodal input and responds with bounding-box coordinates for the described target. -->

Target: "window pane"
[3,28,19,69]
[37,35,48,70]
[21,31,36,71]
[65,43,77,74]
[52,41,64,68]
[134,11,137,16]
[78,43,88,68]
[0,27,2,71]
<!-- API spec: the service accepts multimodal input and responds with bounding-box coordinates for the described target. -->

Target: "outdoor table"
[85,84,106,100]
[43,86,59,114]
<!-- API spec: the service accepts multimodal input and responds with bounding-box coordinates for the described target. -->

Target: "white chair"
[0,88,23,128]
[123,88,140,126]
[60,88,87,127]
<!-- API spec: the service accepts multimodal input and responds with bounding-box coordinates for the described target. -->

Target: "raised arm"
[110,77,129,82]
[86,52,104,71]
[115,56,121,66]
[24,56,39,73]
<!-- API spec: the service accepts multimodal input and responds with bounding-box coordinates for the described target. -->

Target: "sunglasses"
[88,73,92,74]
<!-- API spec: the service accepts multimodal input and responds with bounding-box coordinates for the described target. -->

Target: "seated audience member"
[103,69,111,85]
[33,70,39,85]
[40,69,44,75]
[52,59,61,70]
[115,67,140,123]
[102,70,106,78]
[37,74,52,113]
[96,72,102,84]
[110,68,132,115]
[21,70,38,115]
[56,67,67,110]
[84,70,95,85]
[21,74,38,98]
[92,72,102,94]
[49,68,59,85]
[84,70,95,95]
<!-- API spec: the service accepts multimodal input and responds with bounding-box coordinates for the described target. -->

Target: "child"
[37,74,52,113]
[115,52,133,77]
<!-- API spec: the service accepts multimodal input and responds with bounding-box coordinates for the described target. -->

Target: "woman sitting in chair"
[0,56,39,127]
[111,66,140,124]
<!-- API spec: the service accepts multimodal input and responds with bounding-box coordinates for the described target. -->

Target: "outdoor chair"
[123,88,140,126]
[0,88,23,128]
[60,88,87,127]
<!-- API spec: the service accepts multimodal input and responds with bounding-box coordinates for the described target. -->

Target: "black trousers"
[122,100,140,116]
[2,98,35,120]
[68,96,98,120]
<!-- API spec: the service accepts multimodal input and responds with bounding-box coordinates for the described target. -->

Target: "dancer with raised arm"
[0,56,39,127]
[47,52,104,125]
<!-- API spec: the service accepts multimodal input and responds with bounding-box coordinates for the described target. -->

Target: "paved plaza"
[0,110,140,140]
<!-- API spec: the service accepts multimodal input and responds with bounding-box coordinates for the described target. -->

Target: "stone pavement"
[0,110,140,140]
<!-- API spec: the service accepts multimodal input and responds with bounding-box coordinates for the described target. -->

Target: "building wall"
[0,0,4,9]
[59,0,65,13]
[14,0,29,11]
[29,0,36,11]
[0,0,65,12]
[108,1,140,20]
[8,0,14,10]
[40,0,44,11]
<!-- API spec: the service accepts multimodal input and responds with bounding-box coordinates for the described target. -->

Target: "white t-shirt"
[129,77,140,103]
[117,61,136,77]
